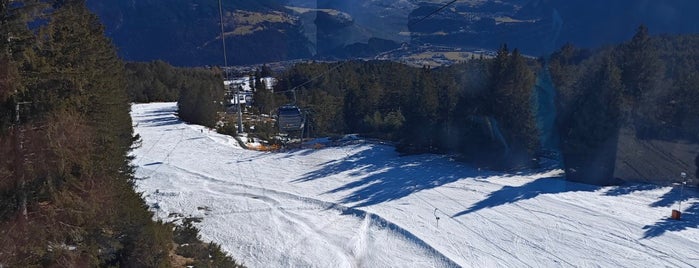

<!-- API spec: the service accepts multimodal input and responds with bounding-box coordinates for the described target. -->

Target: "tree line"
[273,48,539,169]
[270,26,699,178]
[0,1,240,266]
[125,60,224,128]
[120,24,699,184]
[551,26,699,184]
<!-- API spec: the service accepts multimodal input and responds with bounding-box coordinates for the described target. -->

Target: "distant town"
[221,44,498,75]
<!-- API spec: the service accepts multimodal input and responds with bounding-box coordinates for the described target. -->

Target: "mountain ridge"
[87,0,699,66]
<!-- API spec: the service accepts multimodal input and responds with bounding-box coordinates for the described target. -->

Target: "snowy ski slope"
[131,103,699,268]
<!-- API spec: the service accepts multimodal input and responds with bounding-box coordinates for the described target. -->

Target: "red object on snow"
[671,209,682,220]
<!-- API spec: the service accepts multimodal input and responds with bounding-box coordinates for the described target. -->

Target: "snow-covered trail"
[131,103,699,268]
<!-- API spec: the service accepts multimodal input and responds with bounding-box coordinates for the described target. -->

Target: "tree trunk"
[14,101,27,220]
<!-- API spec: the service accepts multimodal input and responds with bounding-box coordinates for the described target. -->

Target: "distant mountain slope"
[515,0,699,54]
[87,0,312,66]
[87,0,699,66]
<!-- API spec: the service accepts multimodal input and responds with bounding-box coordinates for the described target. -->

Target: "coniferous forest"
[0,1,240,266]
[271,27,699,181]
[551,26,699,184]
[274,48,539,169]
[125,60,224,128]
[117,26,699,183]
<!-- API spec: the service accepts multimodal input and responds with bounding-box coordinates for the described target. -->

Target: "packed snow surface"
[131,103,699,268]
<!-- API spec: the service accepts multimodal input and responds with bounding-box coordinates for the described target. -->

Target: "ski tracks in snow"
[132,103,699,268]
[144,161,458,268]
[350,215,371,266]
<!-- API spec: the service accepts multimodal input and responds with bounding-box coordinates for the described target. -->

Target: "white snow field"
[131,103,699,268]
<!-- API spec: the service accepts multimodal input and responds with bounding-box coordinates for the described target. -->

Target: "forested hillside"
[269,26,699,182]
[550,26,699,184]
[125,61,224,128]
[274,47,538,169]
[0,1,239,266]
[87,0,312,66]
[86,0,699,66]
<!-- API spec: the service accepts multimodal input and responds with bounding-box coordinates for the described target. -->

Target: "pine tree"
[559,54,623,185]
[40,0,133,173]
[0,0,43,128]
[399,67,438,152]
[0,1,179,266]
[253,80,274,114]
[621,25,662,101]
[620,25,665,136]
[489,46,539,159]
[177,68,223,128]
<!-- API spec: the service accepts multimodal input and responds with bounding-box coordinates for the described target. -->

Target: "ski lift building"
[224,76,255,106]
[260,76,277,91]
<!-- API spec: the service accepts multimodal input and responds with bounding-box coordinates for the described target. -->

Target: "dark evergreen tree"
[259,64,273,77]
[621,25,661,101]
[125,60,187,102]
[253,80,275,115]
[487,45,539,167]
[620,25,665,136]
[559,54,623,185]
[397,67,439,153]
[177,69,224,128]
[0,1,239,266]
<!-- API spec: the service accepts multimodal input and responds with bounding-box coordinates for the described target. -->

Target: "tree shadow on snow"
[642,186,699,238]
[137,105,215,130]
[642,202,699,238]
[602,183,662,196]
[293,145,397,183]
[140,116,181,127]
[137,105,182,127]
[291,138,699,238]
[296,145,482,208]
[649,185,697,208]
[134,110,176,118]
[452,177,595,218]
[332,159,474,208]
